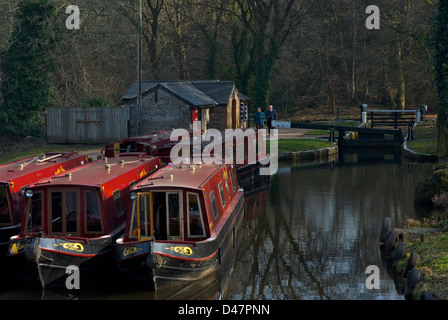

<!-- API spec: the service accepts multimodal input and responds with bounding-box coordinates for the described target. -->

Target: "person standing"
[253,107,265,130]
[265,105,278,135]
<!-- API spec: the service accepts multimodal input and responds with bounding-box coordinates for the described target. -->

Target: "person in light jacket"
[265,105,278,135]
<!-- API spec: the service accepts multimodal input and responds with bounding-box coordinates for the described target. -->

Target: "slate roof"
[121,80,250,107]
[158,82,217,107]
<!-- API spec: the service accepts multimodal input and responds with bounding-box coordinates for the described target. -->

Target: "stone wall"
[129,88,195,136]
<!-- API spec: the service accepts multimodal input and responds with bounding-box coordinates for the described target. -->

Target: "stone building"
[121,80,250,136]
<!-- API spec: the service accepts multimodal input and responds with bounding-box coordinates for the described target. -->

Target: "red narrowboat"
[102,129,271,185]
[102,129,192,161]
[115,162,245,290]
[199,129,271,186]
[8,153,162,288]
[0,152,90,255]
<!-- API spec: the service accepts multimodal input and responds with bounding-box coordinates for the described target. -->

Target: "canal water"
[0,150,435,300]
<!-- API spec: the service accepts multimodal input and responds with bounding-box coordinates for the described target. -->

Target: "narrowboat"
[102,129,271,184]
[199,129,271,186]
[102,129,192,161]
[115,162,245,290]
[0,152,90,256]
[8,153,162,288]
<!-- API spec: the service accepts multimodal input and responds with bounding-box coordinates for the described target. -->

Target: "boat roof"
[135,163,226,191]
[30,154,159,189]
[0,152,88,184]
[118,130,175,143]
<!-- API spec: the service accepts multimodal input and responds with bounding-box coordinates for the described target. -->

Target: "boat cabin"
[19,153,162,239]
[122,163,241,243]
[0,152,90,236]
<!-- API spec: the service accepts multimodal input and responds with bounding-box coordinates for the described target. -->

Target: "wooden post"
[329,126,335,142]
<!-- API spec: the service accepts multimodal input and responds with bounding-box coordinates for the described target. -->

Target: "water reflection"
[225,151,434,300]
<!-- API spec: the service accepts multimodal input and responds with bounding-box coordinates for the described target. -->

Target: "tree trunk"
[396,35,406,110]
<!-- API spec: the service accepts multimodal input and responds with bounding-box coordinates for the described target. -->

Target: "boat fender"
[146,253,164,270]
[24,238,41,262]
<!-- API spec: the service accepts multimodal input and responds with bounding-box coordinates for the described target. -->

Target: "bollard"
[362,112,367,124]
[415,111,421,123]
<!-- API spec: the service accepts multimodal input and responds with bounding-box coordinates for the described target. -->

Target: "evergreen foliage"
[0,0,58,140]
[434,0,448,157]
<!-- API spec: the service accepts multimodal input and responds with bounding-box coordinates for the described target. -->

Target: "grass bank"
[266,139,335,155]
[406,118,437,156]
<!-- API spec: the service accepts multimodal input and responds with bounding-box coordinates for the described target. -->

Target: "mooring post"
[407,123,414,141]
[329,125,335,142]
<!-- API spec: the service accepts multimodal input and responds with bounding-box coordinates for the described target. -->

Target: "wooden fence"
[47,107,130,144]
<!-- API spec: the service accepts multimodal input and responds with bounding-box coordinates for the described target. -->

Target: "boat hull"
[9,236,117,288]
[116,196,245,290]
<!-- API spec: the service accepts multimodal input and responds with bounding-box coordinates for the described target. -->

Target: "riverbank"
[391,217,448,300]
[402,119,448,299]
[403,117,438,163]
[0,137,103,164]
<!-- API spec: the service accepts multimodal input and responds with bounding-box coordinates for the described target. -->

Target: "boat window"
[187,193,205,238]
[134,194,150,238]
[0,187,11,225]
[85,191,102,233]
[153,193,167,240]
[130,199,141,239]
[51,192,63,232]
[50,191,79,234]
[210,191,218,220]
[26,192,42,233]
[168,193,181,240]
[113,190,125,217]
[130,192,170,241]
[66,192,78,233]
[229,170,236,192]
[218,182,226,208]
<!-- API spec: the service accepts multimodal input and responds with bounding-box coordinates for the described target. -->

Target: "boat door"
[0,186,12,225]
[133,191,183,241]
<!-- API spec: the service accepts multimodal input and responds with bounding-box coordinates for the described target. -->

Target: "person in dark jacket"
[265,105,278,135]
[253,108,265,130]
